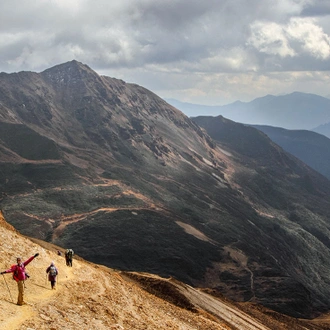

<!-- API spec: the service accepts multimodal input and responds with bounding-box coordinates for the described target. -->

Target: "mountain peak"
[41,60,98,87]
[43,59,92,73]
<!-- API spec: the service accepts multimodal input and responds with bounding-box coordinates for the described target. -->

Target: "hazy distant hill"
[167,92,330,130]
[313,122,330,139]
[3,61,330,318]
[250,125,330,180]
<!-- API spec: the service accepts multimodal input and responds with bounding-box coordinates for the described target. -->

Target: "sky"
[1,0,330,105]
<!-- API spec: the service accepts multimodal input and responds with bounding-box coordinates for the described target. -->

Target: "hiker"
[0,253,39,306]
[57,250,62,256]
[46,261,58,290]
[65,249,74,267]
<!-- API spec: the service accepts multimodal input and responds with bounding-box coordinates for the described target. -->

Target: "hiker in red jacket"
[0,253,39,305]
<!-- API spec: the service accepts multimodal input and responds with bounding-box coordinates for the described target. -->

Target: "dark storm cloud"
[1,0,326,71]
[301,2,330,16]
[0,0,329,104]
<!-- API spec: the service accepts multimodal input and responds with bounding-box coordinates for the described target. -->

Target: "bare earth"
[0,212,329,330]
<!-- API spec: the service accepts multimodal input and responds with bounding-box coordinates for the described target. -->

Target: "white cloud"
[287,17,330,59]
[248,21,296,57]
[248,17,330,61]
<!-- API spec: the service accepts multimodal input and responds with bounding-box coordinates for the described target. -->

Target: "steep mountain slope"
[250,125,330,180]
[191,115,330,316]
[0,211,254,329]
[167,92,330,129]
[2,210,330,330]
[2,62,330,318]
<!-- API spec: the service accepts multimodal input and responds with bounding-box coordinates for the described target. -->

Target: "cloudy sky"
[1,0,330,105]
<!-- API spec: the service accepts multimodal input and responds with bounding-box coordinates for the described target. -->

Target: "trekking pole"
[2,274,14,303]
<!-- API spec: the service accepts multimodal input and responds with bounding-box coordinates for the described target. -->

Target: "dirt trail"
[0,238,229,329]
[1,212,329,330]
[173,281,270,330]
[0,249,75,330]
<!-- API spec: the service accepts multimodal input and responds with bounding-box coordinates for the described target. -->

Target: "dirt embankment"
[0,212,230,330]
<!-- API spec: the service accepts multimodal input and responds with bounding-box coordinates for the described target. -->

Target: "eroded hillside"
[2,61,330,318]
[1,211,330,330]
[0,210,229,329]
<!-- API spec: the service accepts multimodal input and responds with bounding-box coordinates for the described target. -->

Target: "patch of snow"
[212,173,224,182]
[187,147,198,154]
[179,156,201,172]
[218,147,232,156]
[202,157,213,166]
[248,220,256,227]
[212,173,227,188]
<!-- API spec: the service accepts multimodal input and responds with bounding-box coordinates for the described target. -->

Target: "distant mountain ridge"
[313,122,330,139]
[166,92,330,131]
[2,61,330,318]
[250,125,330,180]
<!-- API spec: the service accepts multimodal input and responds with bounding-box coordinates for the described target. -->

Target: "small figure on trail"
[57,250,62,256]
[65,249,74,267]
[0,253,39,306]
[46,261,58,290]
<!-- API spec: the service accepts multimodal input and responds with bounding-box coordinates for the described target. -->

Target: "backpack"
[49,266,57,276]
[66,249,73,258]
[12,264,26,281]
[12,265,19,281]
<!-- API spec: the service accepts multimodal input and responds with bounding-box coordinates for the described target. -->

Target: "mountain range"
[166,93,330,135]
[2,61,330,319]
[250,125,330,181]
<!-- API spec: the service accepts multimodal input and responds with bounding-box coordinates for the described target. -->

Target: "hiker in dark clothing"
[65,249,74,267]
[46,261,58,290]
[0,253,39,305]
